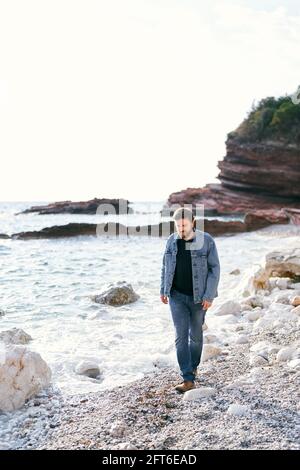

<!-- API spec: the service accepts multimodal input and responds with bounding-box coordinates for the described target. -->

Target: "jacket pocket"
[195,252,208,269]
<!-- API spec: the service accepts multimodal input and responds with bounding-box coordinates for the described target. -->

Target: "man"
[160,207,220,393]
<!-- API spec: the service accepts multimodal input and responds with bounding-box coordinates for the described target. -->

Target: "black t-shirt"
[171,237,194,295]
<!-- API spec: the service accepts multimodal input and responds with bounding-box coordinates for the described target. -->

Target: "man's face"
[175,218,194,239]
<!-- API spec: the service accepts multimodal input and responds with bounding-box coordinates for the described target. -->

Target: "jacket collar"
[173,229,205,251]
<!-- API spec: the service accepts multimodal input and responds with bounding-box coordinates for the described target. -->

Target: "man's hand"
[202,299,213,310]
[160,295,169,304]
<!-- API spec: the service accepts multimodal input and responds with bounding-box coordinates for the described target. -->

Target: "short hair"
[173,206,195,223]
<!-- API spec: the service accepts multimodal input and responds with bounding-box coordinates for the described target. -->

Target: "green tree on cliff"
[228,94,300,144]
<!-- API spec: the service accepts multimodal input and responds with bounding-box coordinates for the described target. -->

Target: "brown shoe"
[174,380,195,393]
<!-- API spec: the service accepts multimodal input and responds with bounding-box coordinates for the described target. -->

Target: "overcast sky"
[0,0,299,202]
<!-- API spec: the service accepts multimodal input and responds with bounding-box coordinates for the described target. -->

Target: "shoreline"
[9,308,299,450]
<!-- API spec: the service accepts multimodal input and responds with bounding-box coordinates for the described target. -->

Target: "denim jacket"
[160,228,220,304]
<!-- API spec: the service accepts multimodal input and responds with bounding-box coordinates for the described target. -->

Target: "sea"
[0,199,299,396]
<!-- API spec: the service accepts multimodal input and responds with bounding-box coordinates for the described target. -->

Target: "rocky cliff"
[218,139,300,198]
[167,96,300,217]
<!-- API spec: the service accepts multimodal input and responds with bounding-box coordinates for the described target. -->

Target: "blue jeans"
[169,287,206,382]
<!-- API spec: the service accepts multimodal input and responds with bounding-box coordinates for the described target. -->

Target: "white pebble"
[183,387,216,401]
[276,347,296,362]
[227,404,250,417]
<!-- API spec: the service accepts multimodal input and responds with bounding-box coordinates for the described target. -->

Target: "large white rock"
[248,248,300,296]
[201,344,222,362]
[212,300,241,317]
[0,345,51,412]
[183,387,216,401]
[0,328,32,345]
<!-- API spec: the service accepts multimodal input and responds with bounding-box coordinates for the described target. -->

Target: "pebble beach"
[3,261,299,450]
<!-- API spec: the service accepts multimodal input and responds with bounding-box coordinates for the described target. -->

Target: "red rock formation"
[244,209,289,230]
[166,183,300,216]
[218,139,300,198]
[166,138,300,218]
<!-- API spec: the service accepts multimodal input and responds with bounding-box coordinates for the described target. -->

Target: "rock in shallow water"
[75,361,101,379]
[91,281,140,306]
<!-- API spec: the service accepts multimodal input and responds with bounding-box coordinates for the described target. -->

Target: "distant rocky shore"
[1,208,297,240]
[16,197,133,215]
